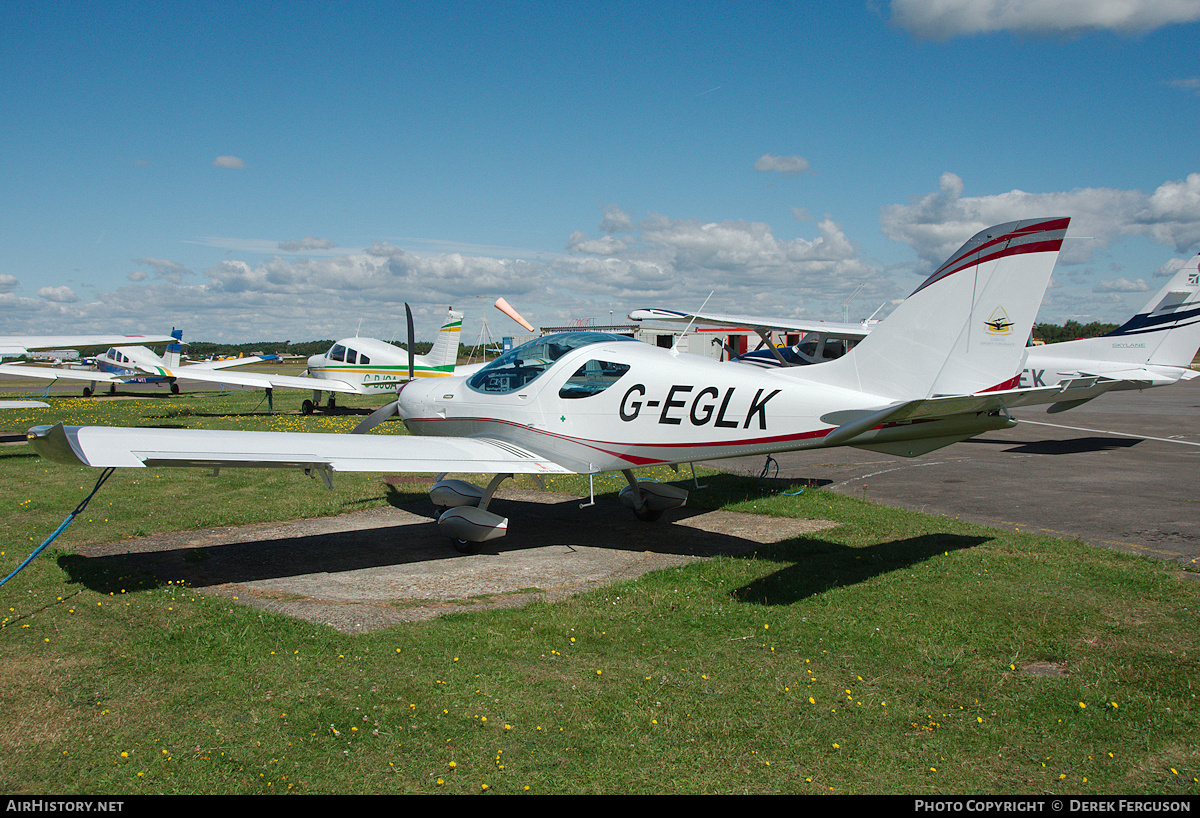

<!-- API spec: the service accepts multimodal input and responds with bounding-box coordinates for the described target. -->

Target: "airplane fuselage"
[94,346,174,384]
[396,333,1011,474]
[307,337,455,394]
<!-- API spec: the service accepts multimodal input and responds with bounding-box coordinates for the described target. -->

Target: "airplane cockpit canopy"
[467,332,636,395]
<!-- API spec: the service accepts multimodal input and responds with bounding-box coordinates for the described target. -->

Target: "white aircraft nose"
[395,377,439,420]
[306,353,322,369]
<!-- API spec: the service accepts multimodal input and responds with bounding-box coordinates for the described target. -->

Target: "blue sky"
[3,0,1200,342]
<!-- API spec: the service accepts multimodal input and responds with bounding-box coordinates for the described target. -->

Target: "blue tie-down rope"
[1,467,116,587]
[757,455,804,496]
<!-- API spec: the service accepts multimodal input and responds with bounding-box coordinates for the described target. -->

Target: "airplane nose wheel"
[452,538,475,554]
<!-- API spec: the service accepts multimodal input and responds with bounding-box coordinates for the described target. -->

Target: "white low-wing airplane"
[296,308,465,414]
[635,253,1200,414]
[1005,255,1200,412]
[27,218,1069,547]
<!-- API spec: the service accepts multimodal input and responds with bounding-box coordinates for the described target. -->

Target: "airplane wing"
[0,363,123,384]
[0,334,175,357]
[0,400,48,409]
[27,423,573,475]
[0,361,360,394]
[628,308,872,340]
[181,356,280,371]
[162,367,361,394]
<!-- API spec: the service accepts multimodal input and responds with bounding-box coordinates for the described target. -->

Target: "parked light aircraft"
[634,253,1200,413]
[1008,255,1200,412]
[0,329,283,397]
[297,308,464,414]
[629,307,876,366]
[0,310,466,411]
[28,218,1069,547]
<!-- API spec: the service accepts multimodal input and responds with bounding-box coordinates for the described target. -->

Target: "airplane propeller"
[351,303,416,435]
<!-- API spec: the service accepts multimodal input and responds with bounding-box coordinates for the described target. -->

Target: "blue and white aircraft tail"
[1011,254,1200,411]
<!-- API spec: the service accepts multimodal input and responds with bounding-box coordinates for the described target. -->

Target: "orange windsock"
[494,297,535,332]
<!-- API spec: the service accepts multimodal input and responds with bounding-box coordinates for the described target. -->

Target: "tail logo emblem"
[984,307,1014,335]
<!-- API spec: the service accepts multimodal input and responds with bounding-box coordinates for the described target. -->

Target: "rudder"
[426,308,463,370]
[804,218,1069,400]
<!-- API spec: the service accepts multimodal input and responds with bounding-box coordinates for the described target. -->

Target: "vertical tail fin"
[164,328,183,368]
[1095,254,1200,368]
[424,308,463,371]
[803,218,1069,400]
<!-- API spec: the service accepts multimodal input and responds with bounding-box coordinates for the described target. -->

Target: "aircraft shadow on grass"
[54,482,991,605]
[730,533,989,606]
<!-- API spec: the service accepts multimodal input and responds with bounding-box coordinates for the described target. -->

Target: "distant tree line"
[1031,321,1119,345]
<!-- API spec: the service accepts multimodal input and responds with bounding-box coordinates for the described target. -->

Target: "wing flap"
[27,423,573,475]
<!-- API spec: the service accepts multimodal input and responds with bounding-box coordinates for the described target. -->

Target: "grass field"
[0,387,1197,795]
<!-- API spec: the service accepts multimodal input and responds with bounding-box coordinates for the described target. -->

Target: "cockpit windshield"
[466,332,635,394]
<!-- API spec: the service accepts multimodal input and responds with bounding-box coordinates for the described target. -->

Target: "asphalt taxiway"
[711,377,1200,567]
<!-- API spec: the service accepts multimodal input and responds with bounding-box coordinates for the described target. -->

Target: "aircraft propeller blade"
[351,398,399,434]
[352,303,415,435]
[406,303,415,381]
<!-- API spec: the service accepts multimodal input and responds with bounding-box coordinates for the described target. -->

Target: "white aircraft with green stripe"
[300,308,464,413]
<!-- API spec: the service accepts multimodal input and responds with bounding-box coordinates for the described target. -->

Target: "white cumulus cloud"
[881,172,1200,272]
[213,155,246,169]
[1094,277,1151,292]
[36,286,78,303]
[754,153,812,176]
[278,236,338,253]
[891,0,1200,38]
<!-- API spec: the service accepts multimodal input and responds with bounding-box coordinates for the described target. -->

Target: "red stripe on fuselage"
[404,415,836,467]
